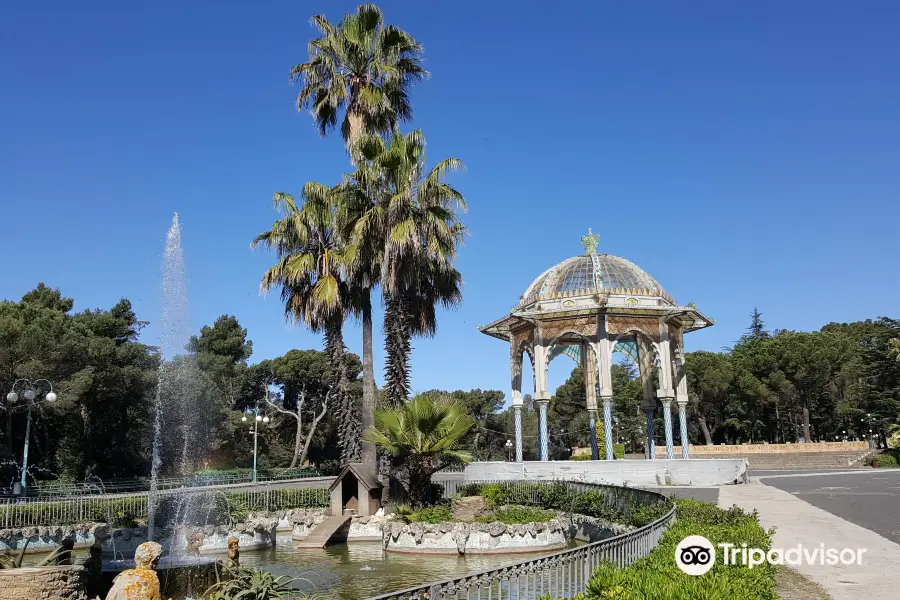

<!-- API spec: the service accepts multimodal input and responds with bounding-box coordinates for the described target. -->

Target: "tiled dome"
[521,254,672,304]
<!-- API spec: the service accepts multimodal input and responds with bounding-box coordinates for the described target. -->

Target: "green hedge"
[455,482,670,528]
[542,499,777,600]
[865,449,899,468]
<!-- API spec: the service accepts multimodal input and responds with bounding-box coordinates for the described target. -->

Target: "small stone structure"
[0,565,87,600]
[330,462,382,517]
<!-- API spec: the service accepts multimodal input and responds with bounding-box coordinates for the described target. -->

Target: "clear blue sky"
[3,1,899,398]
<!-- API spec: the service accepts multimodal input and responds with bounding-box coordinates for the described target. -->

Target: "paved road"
[758,469,900,544]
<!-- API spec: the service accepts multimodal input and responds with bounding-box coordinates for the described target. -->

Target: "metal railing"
[0,480,332,529]
[10,469,321,497]
[367,480,676,600]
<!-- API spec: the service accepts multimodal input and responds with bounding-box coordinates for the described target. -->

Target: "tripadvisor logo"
[675,535,716,575]
[675,535,868,576]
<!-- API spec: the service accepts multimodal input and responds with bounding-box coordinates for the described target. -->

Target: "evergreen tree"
[743,307,769,341]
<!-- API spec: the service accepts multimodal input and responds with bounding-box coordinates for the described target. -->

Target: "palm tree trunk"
[383,294,411,408]
[326,322,360,464]
[361,290,377,467]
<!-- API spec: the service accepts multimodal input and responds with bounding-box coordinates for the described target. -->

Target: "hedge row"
[543,499,778,600]
[455,482,671,528]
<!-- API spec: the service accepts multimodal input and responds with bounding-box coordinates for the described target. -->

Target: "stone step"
[294,514,352,549]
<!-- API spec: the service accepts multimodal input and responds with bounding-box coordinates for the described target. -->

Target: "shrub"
[476,506,558,524]
[407,506,454,524]
[542,499,776,600]
[453,482,669,529]
[480,484,508,508]
[874,452,898,467]
[205,564,324,600]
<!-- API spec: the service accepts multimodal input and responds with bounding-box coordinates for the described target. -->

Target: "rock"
[452,523,470,555]
[451,496,491,522]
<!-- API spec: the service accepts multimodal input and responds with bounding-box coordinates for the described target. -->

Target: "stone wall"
[0,566,87,600]
[380,514,627,555]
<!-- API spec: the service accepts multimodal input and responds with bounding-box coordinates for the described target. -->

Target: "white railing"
[0,482,332,529]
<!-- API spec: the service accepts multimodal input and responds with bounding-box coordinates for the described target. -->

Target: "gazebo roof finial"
[581,228,600,255]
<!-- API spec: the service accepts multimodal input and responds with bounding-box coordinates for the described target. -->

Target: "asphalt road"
[759,470,900,544]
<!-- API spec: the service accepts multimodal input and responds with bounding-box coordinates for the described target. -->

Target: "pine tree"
[746,307,769,340]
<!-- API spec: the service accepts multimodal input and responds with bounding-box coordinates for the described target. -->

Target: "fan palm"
[252,185,360,463]
[291,3,428,152]
[362,393,474,506]
[338,130,466,408]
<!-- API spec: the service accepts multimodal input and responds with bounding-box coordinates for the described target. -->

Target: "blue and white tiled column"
[589,409,599,460]
[662,399,674,459]
[602,397,614,460]
[677,401,689,459]
[513,404,524,462]
[645,408,656,460]
[537,399,549,461]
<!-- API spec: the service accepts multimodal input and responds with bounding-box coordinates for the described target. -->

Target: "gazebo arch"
[479,230,713,461]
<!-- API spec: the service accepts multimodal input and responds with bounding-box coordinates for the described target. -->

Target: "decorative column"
[512,392,524,462]
[533,341,550,461]
[602,397,614,460]
[656,321,677,460]
[582,342,600,460]
[592,318,615,461]
[677,401,689,459]
[537,398,550,461]
[673,330,690,459]
[645,408,656,459]
[510,342,525,463]
[662,398,674,459]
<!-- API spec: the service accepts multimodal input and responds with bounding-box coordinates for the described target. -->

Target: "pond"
[239,540,577,599]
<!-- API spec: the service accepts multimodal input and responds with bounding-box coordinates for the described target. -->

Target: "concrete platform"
[462,459,749,487]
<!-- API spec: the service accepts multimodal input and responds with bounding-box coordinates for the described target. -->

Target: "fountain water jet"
[148,213,193,542]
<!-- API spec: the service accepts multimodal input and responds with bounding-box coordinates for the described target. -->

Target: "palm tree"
[339,131,466,408]
[252,185,361,463]
[362,393,474,506]
[291,3,428,153]
[292,4,428,467]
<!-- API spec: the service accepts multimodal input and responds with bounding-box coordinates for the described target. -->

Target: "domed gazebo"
[479,230,713,462]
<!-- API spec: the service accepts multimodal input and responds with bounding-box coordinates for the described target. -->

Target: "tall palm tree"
[292,4,428,467]
[252,185,360,463]
[362,393,474,507]
[337,130,466,410]
[291,3,428,153]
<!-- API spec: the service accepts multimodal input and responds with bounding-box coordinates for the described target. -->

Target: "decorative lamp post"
[5,379,57,494]
[242,410,270,483]
[505,439,513,461]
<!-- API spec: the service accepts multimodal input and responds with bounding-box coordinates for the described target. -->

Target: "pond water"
[239,540,575,599]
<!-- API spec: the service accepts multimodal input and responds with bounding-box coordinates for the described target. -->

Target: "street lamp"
[242,409,270,483]
[505,439,513,461]
[5,379,57,494]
